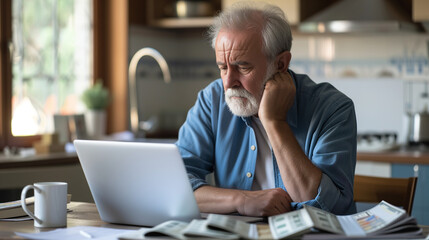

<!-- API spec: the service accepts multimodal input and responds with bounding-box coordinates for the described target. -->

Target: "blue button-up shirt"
[176,70,357,215]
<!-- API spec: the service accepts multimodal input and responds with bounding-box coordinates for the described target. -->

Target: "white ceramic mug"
[21,182,68,228]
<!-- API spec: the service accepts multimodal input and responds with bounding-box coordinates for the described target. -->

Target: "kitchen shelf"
[357,149,429,165]
[149,17,214,28]
[0,152,78,169]
[143,0,221,29]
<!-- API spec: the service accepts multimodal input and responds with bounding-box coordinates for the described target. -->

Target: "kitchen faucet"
[128,47,171,138]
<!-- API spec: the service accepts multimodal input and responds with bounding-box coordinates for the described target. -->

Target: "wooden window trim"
[93,0,129,135]
[0,0,9,148]
[0,0,40,148]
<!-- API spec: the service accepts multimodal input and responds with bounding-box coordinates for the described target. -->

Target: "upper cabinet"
[130,0,221,28]
[413,0,429,21]
[130,0,428,29]
[129,0,333,29]
[222,0,300,25]
[222,0,334,26]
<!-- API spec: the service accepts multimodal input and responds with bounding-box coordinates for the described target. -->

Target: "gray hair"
[208,2,292,61]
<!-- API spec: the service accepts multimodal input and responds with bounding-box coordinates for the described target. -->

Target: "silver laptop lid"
[74,139,200,226]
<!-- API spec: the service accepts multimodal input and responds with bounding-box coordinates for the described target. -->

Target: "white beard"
[225,63,276,117]
[225,88,259,117]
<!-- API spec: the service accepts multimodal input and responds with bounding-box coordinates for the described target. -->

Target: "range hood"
[299,0,422,33]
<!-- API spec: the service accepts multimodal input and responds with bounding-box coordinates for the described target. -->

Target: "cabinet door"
[222,0,300,25]
[144,0,221,28]
[392,164,429,225]
[413,0,429,21]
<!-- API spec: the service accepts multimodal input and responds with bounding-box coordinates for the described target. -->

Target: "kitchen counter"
[358,146,429,165]
[0,152,91,203]
[1,147,429,168]
[0,152,78,169]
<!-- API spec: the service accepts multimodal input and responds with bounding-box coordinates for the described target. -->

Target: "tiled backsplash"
[292,34,429,143]
[130,27,429,141]
[135,59,219,82]
[290,57,428,79]
[291,34,429,79]
[131,29,429,81]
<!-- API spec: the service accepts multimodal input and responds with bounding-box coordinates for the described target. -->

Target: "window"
[1,0,128,149]
[1,0,95,148]
[11,0,93,136]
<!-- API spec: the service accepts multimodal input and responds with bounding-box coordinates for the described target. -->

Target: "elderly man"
[176,2,357,216]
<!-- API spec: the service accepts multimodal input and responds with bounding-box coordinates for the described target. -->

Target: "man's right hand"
[236,188,293,216]
[194,186,293,217]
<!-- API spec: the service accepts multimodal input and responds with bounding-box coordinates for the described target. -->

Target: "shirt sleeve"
[291,173,345,212]
[292,98,357,215]
[314,99,357,214]
[176,82,220,191]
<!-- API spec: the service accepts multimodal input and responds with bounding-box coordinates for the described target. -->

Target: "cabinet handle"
[413,164,419,177]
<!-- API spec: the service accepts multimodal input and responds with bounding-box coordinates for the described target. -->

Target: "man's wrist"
[260,118,288,133]
[233,190,246,213]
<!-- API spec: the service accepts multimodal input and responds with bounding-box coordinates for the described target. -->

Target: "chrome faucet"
[128,47,171,137]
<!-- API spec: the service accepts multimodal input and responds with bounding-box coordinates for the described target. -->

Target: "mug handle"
[21,185,42,224]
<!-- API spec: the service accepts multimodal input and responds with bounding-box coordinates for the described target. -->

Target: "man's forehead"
[215,48,248,64]
[216,29,261,46]
[215,30,263,61]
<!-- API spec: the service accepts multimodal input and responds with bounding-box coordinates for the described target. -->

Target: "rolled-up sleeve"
[295,98,357,215]
[292,173,348,213]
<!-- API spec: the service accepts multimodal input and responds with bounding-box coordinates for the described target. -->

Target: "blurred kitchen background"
[104,0,429,224]
[1,0,429,224]
[129,0,429,147]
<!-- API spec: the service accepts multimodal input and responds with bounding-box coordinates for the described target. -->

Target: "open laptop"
[74,139,201,226]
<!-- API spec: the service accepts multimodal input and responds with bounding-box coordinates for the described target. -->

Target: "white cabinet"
[139,0,332,28]
[136,0,428,29]
[413,0,429,21]
[222,0,301,25]
[222,0,337,26]
[141,0,221,28]
[355,161,391,178]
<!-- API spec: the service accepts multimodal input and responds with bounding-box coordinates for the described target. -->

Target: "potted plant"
[81,80,111,139]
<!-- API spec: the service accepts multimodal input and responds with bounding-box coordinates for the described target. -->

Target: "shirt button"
[250,145,256,151]
[246,172,252,178]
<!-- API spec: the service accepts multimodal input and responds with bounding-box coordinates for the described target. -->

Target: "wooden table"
[0,202,139,239]
[0,202,274,239]
[1,202,428,239]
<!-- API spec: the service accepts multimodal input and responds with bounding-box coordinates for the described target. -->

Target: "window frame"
[1,0,85,147]
[0,0,125,149]
[1,0,39,148]
[0,0,129,149]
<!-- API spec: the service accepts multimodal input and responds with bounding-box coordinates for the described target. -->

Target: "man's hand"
[237,188,293,216]
[258,72,296,123]
[194,186,293,217]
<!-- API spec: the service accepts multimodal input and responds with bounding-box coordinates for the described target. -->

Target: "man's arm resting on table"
[194,185,292,217]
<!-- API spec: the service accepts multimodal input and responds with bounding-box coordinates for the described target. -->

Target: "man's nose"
[224,68,240,89]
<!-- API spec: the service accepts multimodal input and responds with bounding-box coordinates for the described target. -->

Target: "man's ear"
[275,51,292,73]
